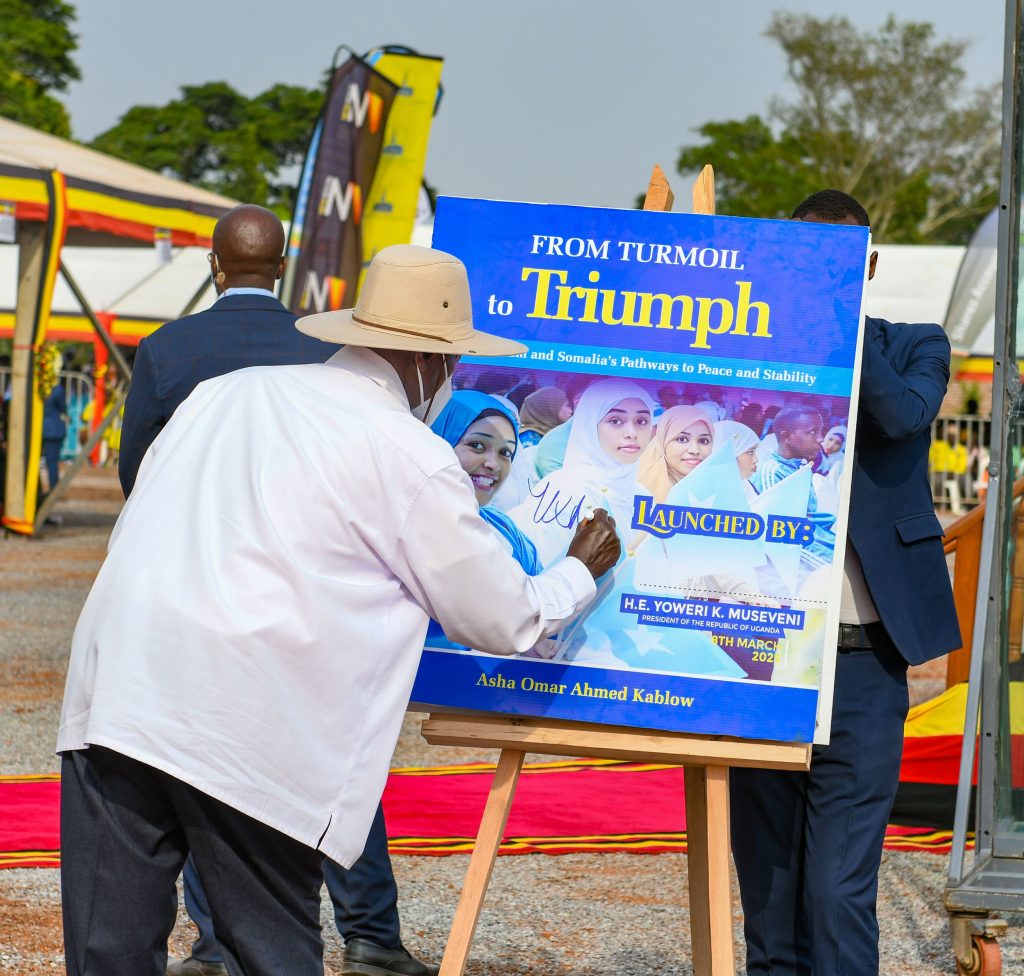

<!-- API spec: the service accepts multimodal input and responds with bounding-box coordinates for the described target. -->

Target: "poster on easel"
[412,196,871,745]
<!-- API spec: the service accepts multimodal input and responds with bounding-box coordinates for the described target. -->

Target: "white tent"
[864,244,966,335]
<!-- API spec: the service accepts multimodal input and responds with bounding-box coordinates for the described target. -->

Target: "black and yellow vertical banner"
[2,170,68,535]
[282,55,398,314]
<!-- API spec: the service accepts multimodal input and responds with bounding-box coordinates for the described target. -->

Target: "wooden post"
[438,750,525,976]
[3,221,47,524]
[685,765,734,976]
[942,478,1024,685]
[643,164,675,212]
[691,165,716,216]
[946,523,983,686]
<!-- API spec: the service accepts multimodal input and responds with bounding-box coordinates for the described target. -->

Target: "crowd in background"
[452,368,852,509]
[929,418,992,512]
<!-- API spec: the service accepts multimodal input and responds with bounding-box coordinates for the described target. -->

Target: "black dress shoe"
[166,957,229,976]
[341,938,440,976]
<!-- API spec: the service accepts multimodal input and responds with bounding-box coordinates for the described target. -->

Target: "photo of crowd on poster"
[425,362,852,688]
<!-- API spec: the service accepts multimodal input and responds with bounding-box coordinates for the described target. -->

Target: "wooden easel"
[424,165,813,976]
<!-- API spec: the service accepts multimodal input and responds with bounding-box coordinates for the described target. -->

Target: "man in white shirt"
[58,245,620,976]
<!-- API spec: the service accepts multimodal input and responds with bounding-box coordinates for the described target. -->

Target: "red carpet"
[0,758,960,869]
[385,758,691,855]
[0,774,61,868]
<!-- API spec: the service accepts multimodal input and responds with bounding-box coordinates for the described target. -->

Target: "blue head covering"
[431,390,519,460]
[429,389,541,575]
[424,393,541,651]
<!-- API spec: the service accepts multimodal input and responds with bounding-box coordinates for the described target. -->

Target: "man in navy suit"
[119,205,437,976]
[729,190,961,976]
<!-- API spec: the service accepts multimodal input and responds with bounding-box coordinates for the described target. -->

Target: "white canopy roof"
[863,244,966,337]
[0,242,215,322]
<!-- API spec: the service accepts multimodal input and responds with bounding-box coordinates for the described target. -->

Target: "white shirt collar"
[218,287,277,300]
[326,346,411,410]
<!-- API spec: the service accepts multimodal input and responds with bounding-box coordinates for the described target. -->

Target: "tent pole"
[3,221,47,526]
[58,261,132,381]
[33,389,127,531]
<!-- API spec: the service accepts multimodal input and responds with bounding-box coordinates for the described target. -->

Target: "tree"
[0,0,81,137]
[677,14,1000,244]
[90,82,323,213]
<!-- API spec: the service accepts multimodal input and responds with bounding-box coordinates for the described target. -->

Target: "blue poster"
[412,197,870,744]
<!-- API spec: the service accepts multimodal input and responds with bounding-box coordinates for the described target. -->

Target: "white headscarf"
[508,378,656,564]
[563,379,656,477]
[818,424,848,474]
[825,425,847,448]
[713,420,759,457]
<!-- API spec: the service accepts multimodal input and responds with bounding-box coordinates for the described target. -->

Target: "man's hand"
[566,508,621,580]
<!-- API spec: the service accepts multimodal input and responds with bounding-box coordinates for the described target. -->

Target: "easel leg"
[684,765,735,976]
[439,749,525,976]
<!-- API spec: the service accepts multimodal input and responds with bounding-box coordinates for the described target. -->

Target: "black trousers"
[60,746,325,976]
[182,802,401,962]
[730,638,909,976]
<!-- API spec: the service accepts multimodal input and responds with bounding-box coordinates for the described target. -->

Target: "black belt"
[837,622,885,650]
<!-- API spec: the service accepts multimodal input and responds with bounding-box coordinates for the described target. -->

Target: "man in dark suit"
[729,190,961,976]
[119,205,437,976]
[42,379,68,495]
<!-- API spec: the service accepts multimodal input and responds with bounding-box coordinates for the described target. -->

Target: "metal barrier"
[0,367,95,461]
[929,414,1012,512]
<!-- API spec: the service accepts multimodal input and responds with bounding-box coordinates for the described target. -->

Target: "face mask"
[411,357,453,425]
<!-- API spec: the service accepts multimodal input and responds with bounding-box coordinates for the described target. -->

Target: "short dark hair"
[792,190,870,227]
[773,406,822,436]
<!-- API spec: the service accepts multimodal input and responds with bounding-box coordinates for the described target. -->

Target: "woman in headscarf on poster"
[491,417,575,511]
[424,391,545,652]
[486,395,532,513]
[815,425,847,475]
[508,378,656,567]
[713,419,760,501]
[518,387,572,447]
[812,426,848,517]
[637,405,716,503]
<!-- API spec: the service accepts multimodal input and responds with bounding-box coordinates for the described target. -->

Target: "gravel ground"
[1,469,1022,975]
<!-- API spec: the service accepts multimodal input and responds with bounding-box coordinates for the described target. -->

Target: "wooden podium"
[423,166,814,976]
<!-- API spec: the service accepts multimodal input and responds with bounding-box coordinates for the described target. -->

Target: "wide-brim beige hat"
[296,244,527,357]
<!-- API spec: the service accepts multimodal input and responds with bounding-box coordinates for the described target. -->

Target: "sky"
[64,0,1008,211]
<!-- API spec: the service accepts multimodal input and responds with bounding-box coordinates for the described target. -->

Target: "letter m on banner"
[281,55,398,313]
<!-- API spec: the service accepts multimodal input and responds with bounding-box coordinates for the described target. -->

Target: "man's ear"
[276,256,287,280]
[868,250,878,281]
